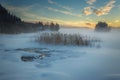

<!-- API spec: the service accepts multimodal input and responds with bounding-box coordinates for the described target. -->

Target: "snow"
[0,28,120,80]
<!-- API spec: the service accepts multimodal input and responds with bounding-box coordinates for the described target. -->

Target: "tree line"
[0,4,21,23]
[38,21,60,31]
[0,4,60,34]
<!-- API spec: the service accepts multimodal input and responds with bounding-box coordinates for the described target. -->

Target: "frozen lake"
[0,28,120,80]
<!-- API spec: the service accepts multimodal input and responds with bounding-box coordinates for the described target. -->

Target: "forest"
[0,4,60,34]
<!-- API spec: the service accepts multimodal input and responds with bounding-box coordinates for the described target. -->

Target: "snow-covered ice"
[0,28,120,80]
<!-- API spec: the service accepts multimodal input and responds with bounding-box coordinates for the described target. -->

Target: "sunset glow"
[0,0,120,28]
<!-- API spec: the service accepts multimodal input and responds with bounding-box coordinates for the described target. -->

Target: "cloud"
[59,5,73,12]
[4,5,32,18]
[94,0,116,16]
[48,0,73,12]
[84,0,116,16]
[86,0,96,5]
[48,0,57,4]
[83,7,92,15]
[46,7,81,17]
[93,8,106,16]
[116,5,120,9]
[86,23,92,26]
[2,4,94,28]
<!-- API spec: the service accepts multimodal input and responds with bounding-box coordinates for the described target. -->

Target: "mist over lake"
[0,0,120,80]
[0,28,120,80]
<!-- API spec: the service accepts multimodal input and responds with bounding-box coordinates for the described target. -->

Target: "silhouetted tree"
[55,23,60,31]
[50,22,55,30]
[49,22,60,31]
[38,21,43,27]
[95,21,111,31]
[0,4,21,23]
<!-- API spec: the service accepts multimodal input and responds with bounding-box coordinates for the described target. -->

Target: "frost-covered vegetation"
[36,32,94,46]
[0,28,120,80]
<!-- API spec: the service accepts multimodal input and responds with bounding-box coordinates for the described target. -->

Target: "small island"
[95,22,111,32]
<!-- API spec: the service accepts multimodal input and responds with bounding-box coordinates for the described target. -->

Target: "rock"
[21,56,35,62]
[21,53,51,62]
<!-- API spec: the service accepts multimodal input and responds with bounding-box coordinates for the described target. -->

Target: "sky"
[0,0,120,28]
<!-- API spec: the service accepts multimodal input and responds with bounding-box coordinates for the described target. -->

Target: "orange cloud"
[83,7,92,15]
[86,23,92,26]
[84,0,116,16]
[94,0,116,16]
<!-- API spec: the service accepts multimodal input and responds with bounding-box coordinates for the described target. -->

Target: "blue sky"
[0,0,120,28]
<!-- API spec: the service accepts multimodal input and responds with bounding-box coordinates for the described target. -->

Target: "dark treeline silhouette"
[0,4,60,34]
[0,4,21,23]
[95,21,111,32]
[43,22,60,31]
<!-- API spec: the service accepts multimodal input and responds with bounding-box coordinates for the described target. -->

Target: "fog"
[0,28,120,80]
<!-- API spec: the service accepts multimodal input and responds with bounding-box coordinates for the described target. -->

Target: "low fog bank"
[0,28,120,80]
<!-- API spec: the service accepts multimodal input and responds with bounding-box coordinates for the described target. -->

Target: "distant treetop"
[95,21,111,32]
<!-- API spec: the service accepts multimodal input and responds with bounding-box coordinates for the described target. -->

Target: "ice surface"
[0,28,120,80]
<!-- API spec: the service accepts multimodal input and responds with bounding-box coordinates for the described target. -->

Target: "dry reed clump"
[36,32,91,46]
